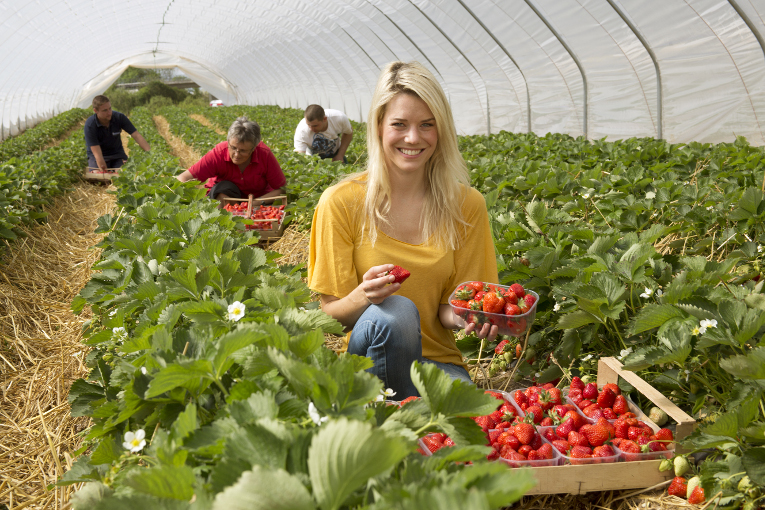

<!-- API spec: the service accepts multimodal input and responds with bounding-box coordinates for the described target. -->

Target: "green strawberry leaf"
[123,465,195,500]
[308,417,409,510]
[719,347,765,380]
[145,360,214,398]
[627,304,684,335]
[411,362,498,418]
[212,466,314,510]
[556,310,598,330]
[742,447,765,485]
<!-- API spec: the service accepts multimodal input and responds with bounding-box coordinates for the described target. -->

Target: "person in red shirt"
[176,117,286,207]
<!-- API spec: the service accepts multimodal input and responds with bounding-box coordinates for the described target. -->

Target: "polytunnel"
[2,0,765,144]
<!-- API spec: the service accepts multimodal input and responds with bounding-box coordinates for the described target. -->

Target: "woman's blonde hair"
[357,61,470,249]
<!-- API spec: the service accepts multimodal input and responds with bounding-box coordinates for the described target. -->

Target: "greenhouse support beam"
[606,0,663,141]
[523,0,587,138]
[455,0,532,134]
[727,0,765,71]
[406,0,491,135]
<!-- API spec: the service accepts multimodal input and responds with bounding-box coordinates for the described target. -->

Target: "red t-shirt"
[189,141,286,197]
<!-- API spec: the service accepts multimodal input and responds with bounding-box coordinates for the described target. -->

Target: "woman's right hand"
[360,264,399,305]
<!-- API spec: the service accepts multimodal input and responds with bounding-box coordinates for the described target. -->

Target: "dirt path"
[42,119,86,151]
[189,113,225,135]
[152,115,202,168]
[0,183,115,509]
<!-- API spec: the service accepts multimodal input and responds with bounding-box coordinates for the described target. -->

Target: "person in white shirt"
[294,105,353,163]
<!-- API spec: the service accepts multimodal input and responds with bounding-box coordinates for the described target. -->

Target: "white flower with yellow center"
[123,429,146,453]
[639,287,653,298]
[583,193,590,199]
[227,301,245,322]
[112,327,127,342]
[553,303,561,312]
[700,319,717,329]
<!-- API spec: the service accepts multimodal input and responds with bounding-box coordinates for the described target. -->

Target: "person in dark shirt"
[84,95,150,173]
[176,117,286,208]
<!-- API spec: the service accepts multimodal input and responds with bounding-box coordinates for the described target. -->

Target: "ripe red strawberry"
[551,439,571,454]
[597,388,616,409]
[494,339,509,355]
[388,265,410,284]
[568,445,593,464]
[502,288,518,305]
[529,433,543,450]
[522,294,536,309]
[556,417,576,438]
[509,283,525,298]
[628,426,650,441]
[688,486,705,504]
[612,394,629,415]
[603,383,621,395]
[497,431,521,450]
[454,285,476,300]
[488,429,501,444]
[421,435,443,453]
[518,444,533,457]
[450,298,469,310]
[542,428,557,442]
[602,408,617,420]
[504,450,527,462]
[614,420,630,439]
[593,444,616,458]
[667,477,688,498]
[468,281,485,292]
[564,410,587,430]
[489,410,504,422]
[536,443,554,460]
[583,404,604,419]
[504,302,521,316]
[568,431,590,447]
[570,376,585,392]
[540,417,554,427]
[443,437,455,446]
[514,423,536,445]
[513,390,527,406]
[486,448,500,461]
[582,383,598,400]
[400,396,420,406]
[483,291,505,314]
[655,428,674,442]
[583,419,614,447]
[525,405,544,424]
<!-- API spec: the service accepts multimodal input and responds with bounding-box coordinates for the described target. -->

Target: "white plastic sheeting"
[1,0,764,144]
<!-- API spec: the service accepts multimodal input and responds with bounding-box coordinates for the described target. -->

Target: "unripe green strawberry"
[659,458,673,472]
[686,476,700,499]
[649,406,669,426]
[674,456,691,477]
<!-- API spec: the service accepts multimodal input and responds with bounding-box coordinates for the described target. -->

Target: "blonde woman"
[308,62,498,397]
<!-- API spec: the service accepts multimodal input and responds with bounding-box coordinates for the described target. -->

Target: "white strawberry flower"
[758,245,763,253]
[308,402,328,426]
[140,367,147,375]
[692,325,706,336]
[123,429,146,453]
[112,327,127,342]
[700,319,718,329]
[706,205,714,211]
[582,354,593,361]
[553,303,561,312]
[582,193,590,199]
[656,289,663,297]
[381,388,396,398]
[639,287,653,298]
[645,191,655,199]
[227,301,245,322]
[684,369,691,382]
[619,347,633,359]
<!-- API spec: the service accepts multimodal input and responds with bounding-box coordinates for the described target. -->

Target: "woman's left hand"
[464,321,499,343]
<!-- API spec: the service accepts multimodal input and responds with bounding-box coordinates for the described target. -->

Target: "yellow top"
[307,175,498,367]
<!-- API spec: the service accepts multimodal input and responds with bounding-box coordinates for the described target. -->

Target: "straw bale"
[189,114,225,136]
[0,182,115,509]
[153,115,202,168]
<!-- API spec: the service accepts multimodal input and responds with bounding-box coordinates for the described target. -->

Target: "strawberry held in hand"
[387,265,410,284]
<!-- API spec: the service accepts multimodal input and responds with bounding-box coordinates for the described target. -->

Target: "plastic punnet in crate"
[448,281,538,337]
[538,426,620,465]
[508,386,589,426]
[497,431,561,468]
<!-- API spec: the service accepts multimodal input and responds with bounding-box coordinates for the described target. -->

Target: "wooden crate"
[83,167,118,183]
[221,194,288,242]
[522,357,696,495]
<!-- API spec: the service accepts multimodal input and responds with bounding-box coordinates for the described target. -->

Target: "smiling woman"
[174,116,287,208]
[307,61,499,397]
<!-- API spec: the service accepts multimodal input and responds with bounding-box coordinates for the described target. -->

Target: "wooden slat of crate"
[522,357,696,494]
[524,460,675,495]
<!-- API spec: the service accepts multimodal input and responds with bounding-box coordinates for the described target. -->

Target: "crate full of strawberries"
[222,195,289,239]
[449,281,538,337]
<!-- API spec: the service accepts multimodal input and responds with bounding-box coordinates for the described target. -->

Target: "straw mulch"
[152,115,202,168]
[0,182,115,509]
[189,114,225,136]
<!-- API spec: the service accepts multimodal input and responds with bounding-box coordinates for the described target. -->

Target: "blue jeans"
[348,295,472,398]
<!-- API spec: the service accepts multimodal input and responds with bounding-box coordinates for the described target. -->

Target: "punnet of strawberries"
[449,281,538,337]
[223,202,286,231]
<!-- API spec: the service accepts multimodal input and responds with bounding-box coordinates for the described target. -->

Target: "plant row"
[0,126,88,243]
[0,108,91,164]
[63,106,533,509]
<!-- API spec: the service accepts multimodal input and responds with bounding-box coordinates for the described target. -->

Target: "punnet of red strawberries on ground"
[223,201,286,231]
